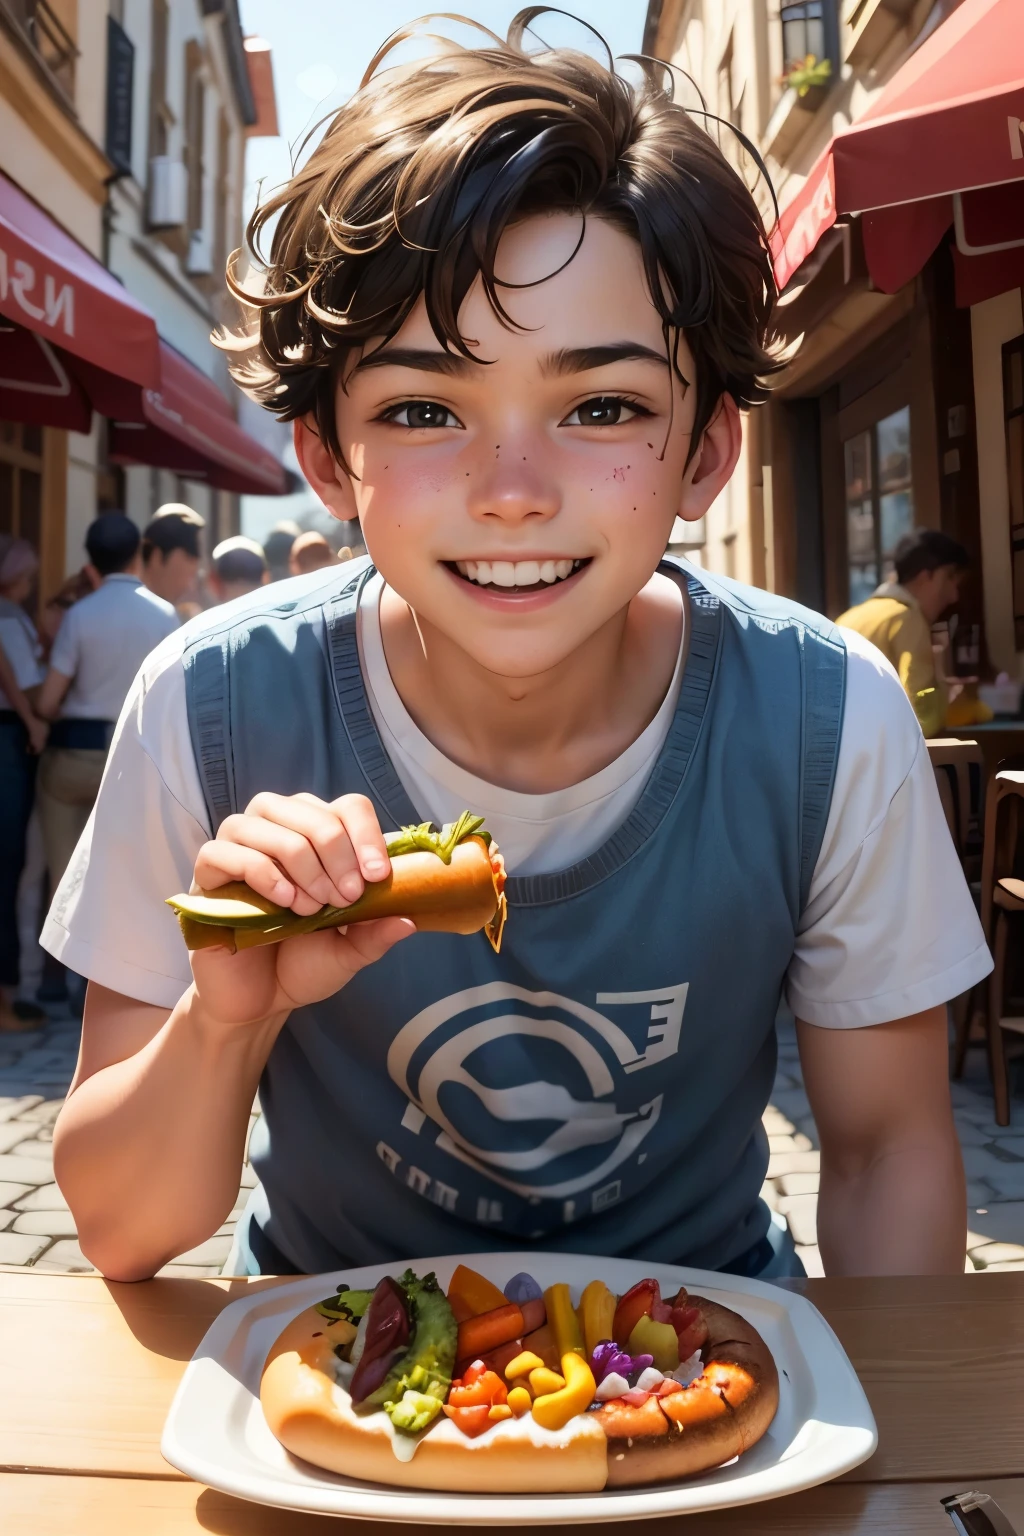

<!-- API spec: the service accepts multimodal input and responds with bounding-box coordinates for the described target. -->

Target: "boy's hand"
[188,792,414,1026]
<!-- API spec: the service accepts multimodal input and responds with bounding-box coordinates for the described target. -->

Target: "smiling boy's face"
[297,214,739,679]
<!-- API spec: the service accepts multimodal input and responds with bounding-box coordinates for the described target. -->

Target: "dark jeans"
[0,711,37,987]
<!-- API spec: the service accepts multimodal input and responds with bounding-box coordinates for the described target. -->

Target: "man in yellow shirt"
[837,530,969,737]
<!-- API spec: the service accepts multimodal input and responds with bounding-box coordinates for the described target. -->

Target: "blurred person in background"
[35,517,179,990]
[289,530,336,575]
[209,536,269,603]
[141,504,205,612]
[0,537,48,1031]
[836,529,970,739]
[263,520,302,582]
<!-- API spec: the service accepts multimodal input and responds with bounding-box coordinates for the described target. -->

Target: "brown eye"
[563,397,643,427]
[387,401,460,429]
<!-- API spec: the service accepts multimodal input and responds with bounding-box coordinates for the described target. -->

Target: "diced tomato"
[621,1388,651,1407]
[669,1305,708,1360]
[650,1298,673,1324]
[612,1279,660,1347]
[442,1403,493,1438]
[447,1368,507,1409]
[461,1359,488,1384]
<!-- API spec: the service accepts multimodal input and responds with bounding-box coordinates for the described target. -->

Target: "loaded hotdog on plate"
[260,1265,778,1493]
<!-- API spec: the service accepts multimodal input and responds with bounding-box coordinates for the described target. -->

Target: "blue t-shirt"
[184,558,845,1273]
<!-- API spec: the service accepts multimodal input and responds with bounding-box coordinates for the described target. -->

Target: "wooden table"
[947,719,1024,775]
[3,1269,1024,1534]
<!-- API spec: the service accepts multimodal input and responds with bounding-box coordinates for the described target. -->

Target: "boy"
[47,17,987,1282]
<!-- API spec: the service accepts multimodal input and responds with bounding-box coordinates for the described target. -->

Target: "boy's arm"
[53,791,414,1282]
[796,1006,966,1275]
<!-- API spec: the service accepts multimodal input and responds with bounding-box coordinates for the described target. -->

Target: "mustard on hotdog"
[260,1265,778,1492]
[167,811,507,954]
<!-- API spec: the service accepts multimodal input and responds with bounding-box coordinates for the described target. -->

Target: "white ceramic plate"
[161,1251,876,1524]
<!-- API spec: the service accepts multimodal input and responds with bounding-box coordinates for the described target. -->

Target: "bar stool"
[929,739,984,1076]
[981,771,1024,1124]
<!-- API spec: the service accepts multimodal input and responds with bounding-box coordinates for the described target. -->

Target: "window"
[781,1,828,65]
[2,0,78,96]
[843,405,914,606]
[1004,337,1024,648]
[148,0,170,161]
[184,40,206,235]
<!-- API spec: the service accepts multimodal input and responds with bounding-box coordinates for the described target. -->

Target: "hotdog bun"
[260,1294,777,1492]
[260,1304,607,1493]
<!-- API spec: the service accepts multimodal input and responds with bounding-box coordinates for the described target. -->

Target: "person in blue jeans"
[0,537,47,1032]
[46,14,988,1282]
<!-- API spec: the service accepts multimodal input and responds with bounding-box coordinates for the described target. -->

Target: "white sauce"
[390,1431,419,1462]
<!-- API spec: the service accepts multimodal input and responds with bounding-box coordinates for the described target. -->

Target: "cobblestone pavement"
[2,1004,1022,1276]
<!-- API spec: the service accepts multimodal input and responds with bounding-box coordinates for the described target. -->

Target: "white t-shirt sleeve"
[0,614,44,690]
[785,627,991,1028]
[49,603,80,679]
[41,630,208,1009]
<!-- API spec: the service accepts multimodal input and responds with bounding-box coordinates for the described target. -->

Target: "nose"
[467,455,561,526]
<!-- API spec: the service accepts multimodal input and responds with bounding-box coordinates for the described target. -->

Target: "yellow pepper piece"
[531,1351,597,1432]
[627,1313,680,1372]
[506,1386,532,1417]
[528,1366,565,1396]
[579,1279,616,1359]
[543,1283,585,1359]
[488,1403,513,1422]
[504,1350,545,1380]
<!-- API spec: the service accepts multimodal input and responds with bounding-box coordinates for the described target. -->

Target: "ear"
[677,395,743,523]
[293,418,359,523]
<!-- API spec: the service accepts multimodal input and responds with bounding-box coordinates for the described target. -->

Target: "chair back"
[927,738,983,869]
[980,769,1024,940]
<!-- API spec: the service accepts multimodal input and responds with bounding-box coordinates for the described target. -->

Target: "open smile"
[444,557,591,595]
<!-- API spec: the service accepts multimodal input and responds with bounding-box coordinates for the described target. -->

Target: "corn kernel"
[506,1386,532,1417]
[488,1403,513,1421]
[528,1366,566,1396]
[504,1350,545,1380]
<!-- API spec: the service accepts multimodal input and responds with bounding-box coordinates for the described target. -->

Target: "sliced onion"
[594,1371,631,1401]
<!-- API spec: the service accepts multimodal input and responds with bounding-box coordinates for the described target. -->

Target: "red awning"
[773,0,1024,294]
[0,170,160,401]
[109,341,287,496]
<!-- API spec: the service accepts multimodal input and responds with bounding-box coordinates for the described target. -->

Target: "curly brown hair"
[222,9,779,468]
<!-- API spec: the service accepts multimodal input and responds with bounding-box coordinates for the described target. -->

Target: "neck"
[378,572,684,794]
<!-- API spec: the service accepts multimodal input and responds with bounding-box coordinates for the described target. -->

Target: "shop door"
[0,421,43,607]
[843,404,914,606]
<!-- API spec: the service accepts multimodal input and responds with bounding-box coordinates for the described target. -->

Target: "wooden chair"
[929,739,984,1076]
[927,738,983,873]
[981,771,1024,1124]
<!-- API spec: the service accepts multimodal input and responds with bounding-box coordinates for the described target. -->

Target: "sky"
[237,1,649,543]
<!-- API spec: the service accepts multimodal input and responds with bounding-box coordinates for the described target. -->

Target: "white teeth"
[457,558,584,587]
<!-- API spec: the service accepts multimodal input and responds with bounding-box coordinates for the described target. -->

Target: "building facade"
[646,0,1023,680]
[0,0,284,614]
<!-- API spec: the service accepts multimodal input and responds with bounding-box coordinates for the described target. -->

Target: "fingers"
[275,917,416,1011]
[193,792,391,915]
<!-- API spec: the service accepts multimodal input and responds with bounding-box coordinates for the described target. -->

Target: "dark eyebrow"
[541,344,668,376]
[351,347,476,377]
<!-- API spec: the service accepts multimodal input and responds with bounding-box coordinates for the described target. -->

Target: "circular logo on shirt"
[386,982,686,1202]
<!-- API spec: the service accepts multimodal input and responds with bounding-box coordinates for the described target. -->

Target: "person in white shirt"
[0,536,48,1032]
[35,515,178,903]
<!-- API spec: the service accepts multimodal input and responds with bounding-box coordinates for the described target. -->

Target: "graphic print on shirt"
[381,981,686,1228]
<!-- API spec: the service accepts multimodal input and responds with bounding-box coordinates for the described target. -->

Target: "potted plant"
[780,54,832,110]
